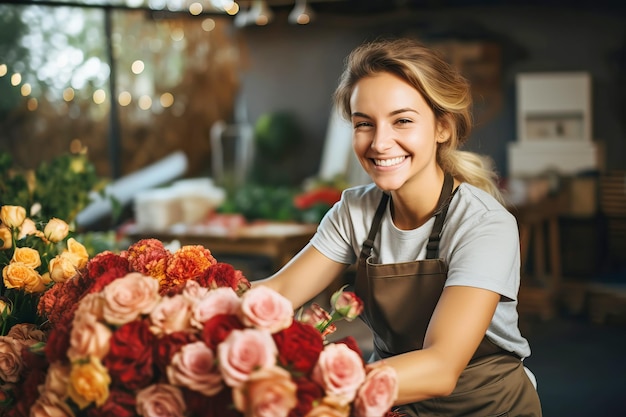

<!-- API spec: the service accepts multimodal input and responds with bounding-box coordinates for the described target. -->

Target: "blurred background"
[0,1,625,415]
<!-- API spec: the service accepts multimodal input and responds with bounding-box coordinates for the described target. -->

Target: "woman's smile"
[373,156,408,167]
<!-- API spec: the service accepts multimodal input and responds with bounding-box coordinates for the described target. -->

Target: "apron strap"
[361,192,390,258]
[426,172,455,259]
[360,172,457,261]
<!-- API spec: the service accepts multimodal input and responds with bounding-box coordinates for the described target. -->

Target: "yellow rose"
[0,226,11,250]
[3,263,45,293]
[68,357,111,409]
[67,238,89,269]
[17,218,38,240]
[0,299,11,317]
[11,247,42,269]
[0,206,26,229]
[44,218,70,243]
[48,254,78,283]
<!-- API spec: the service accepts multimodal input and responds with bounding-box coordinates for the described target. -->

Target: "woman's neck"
[389,169,447,230]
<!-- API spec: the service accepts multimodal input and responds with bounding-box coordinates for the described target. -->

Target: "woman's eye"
[354,121,372,128]
[396,118,412,125]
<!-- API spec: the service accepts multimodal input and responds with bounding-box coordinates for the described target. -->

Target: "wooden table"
[508,191,568,320]
[122,222,318,273]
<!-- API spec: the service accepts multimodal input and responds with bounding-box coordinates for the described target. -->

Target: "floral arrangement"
[3,238,399,417]
[0,205,88,333]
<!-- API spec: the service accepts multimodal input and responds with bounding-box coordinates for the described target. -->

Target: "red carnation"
[123,238,171,282]
[153,331,199,374]
[104,320,155,390]
[86,251,130,280]
[87,389,136,417]
[273,321,324,375]
[44,324,71,363]
[288,376,325,417]
[164,245,217,291]
[333,335,364,361]
[197,262,251,293]
[201,314,244,351]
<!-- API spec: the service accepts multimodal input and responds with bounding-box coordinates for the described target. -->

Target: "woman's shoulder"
[454,183,516,223]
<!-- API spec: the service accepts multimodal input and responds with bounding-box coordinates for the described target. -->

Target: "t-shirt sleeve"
[310,193,359,265]
[445,209,520,301]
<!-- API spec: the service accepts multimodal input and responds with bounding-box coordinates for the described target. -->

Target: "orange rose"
[67,238,89,269]
[68,357,111,409]
[0,226,11,250]
[48,253,79,283]
[11,247,42,269]
[0,205,26,229]
[44,218,70,243]
[17,218,38,240]
[2,262,46,293]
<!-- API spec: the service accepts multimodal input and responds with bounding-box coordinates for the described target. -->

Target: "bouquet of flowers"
[8,238,398,417]
[0,204,91,410]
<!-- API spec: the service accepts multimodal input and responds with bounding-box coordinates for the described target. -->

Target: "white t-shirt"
[310,182,531,359]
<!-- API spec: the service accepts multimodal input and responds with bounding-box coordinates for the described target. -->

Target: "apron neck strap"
[360,172,456,260]
[426,172,455,259]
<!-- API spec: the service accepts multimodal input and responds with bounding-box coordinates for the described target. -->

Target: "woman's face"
[349,72,447,192]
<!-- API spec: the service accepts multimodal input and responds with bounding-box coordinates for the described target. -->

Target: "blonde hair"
[333,37,504,203]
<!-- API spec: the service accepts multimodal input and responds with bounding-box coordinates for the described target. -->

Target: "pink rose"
[233,366,297,417]
[239,286,293,333]
[330,288,363,322]
[300,303,337,338]
[353,365,399,417]
[43,361,71,398]
[0,336,24,383]
[181,279,210,302]
[217,328,277,388]
[136,383,186,417]
[67,313,112,361]
[312,343,366,405]
[149,295,192,335]
[166,341,223,396]
[75,293,104,320]
[304,398,351,417]
[30,391,75,417]
[190,287,241,329]
[101,272,161,325]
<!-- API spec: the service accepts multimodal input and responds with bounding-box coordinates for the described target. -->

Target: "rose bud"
[0,226,11,250]
[330,287,363,322]
[0,206,26,229]
[44,218,70,243]
[17,218,38,240]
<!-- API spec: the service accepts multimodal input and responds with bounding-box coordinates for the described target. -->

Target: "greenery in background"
[0,151,103,226]
[218,183,299,222]
[250,111,304,187]
[0,6,29,119]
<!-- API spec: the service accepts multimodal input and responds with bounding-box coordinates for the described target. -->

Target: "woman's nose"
[370,124,394,152]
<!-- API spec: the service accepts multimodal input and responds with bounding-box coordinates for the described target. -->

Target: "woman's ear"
[436,118,452,143]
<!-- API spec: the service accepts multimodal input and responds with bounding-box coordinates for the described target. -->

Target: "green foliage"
[0,151,102,225]
[219,184,299,222]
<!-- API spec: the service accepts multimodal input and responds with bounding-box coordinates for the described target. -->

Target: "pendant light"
[288,0,314,25]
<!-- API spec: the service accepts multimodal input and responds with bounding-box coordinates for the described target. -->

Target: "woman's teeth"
[374,156,405,167]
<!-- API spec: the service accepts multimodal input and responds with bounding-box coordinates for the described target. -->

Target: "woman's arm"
[254,243,349,309]
[383,285,500,405]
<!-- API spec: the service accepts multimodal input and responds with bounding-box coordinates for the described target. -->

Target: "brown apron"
[354,173,542,417]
